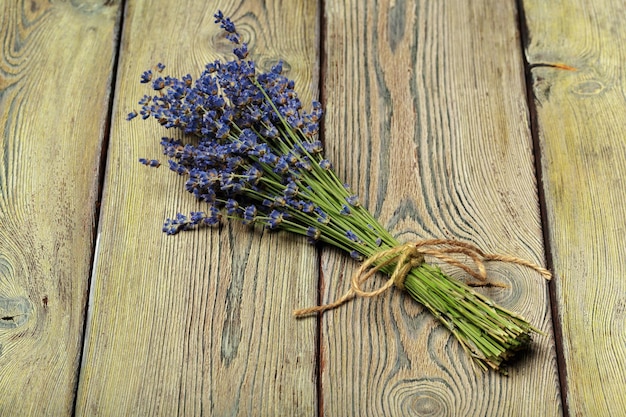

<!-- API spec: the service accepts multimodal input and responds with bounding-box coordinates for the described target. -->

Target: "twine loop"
[293,239,552,317]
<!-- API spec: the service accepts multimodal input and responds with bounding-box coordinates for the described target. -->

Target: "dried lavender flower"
[131,11,550,373]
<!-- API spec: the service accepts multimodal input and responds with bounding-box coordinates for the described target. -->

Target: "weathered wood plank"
[75,1,320,415]
[319,0,561,415]
[522,0,626,415]
[0,0,120,415]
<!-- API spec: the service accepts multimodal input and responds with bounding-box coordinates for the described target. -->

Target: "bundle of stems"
[129,11,549,372]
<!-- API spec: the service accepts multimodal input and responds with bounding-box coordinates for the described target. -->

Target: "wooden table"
[1,1,624,415]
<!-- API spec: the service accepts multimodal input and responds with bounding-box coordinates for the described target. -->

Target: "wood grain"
[0,1,120,415]
[74,1,320,415]
[319,0,561,415]
[522,0,626,415]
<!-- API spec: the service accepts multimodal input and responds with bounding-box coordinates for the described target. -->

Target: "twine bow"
[293,239,552,317]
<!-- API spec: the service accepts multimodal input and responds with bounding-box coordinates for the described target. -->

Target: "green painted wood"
[74,1,320,415]
[0,1,120,415]
[523,0,626,414]
[319,0,561,415]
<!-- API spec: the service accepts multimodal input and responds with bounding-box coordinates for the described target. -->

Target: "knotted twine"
[293,239,552,317]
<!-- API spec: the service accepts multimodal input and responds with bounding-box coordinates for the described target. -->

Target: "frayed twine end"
[293,239,551,317]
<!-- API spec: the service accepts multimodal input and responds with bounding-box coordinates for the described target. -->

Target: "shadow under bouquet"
[128,11,551,373]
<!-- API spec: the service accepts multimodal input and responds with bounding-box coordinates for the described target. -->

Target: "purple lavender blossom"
[130,11,547,373]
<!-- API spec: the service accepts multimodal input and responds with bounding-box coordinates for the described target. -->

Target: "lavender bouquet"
[129,12,550,372]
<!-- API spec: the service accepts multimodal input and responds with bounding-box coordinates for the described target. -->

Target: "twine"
[293,239,552,317]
